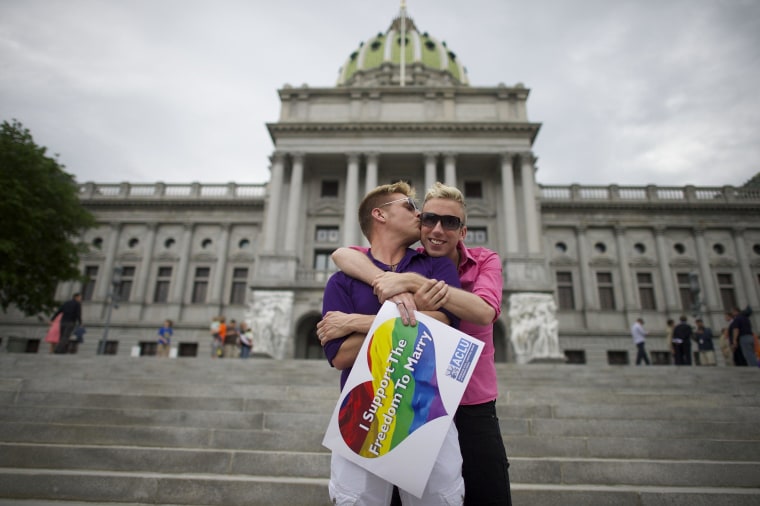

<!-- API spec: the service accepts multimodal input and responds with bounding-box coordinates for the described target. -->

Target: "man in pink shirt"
[323,182,511,505]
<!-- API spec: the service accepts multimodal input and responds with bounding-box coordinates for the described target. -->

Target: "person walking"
[693,319,716,366]
[631,318,650,366]
[51,293,82,354]
[671,316,693,365]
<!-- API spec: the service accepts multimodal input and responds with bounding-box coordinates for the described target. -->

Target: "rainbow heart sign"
[323,301,482,497]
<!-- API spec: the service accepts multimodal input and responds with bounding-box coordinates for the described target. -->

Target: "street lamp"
[99,265,122,355]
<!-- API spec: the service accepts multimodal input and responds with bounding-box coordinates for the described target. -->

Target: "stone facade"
[2,8,759,364]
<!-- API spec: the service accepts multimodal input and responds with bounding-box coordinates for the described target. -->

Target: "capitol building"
[3,7,759,365]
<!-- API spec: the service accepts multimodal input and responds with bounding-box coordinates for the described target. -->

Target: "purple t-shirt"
[322,248,461,389]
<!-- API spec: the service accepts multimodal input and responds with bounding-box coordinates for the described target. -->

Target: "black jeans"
[635,342,650,365]
[54,321,76,354]
[455,401,512,506]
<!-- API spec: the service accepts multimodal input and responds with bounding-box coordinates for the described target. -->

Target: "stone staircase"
[1,354,759,505]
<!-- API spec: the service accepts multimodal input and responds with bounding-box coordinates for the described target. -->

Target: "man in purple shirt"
[321,182,464,506]
[324,182,511,505]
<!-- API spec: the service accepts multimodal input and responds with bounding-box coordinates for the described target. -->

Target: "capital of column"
[291,152,304,164]
[732,226,746,236]
[346,153,361,165]
[653,225,668,236]
[269,151,286,165]
[518,151,537,165]
[365,152,379,163]
[443,152,457,163]
[500,152,516,164]
[613,224,626,236]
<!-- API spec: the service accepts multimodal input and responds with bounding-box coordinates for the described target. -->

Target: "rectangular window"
[191,267,210,303]
[717,273,737,311]
[230,267,249,305]
[153,266,172,303]
[464,181,483,199]
[321,180,339,198]
[82,265,98,301]
[314,250,336,271]
[676,272,695,313]
[556,271,575,310]
[315,226,341,243]
[465,227,488,245]
[597,271,616,310]
[117,266,135,301]
[636,272,656,310]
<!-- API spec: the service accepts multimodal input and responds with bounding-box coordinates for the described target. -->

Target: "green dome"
[337,13,469,87]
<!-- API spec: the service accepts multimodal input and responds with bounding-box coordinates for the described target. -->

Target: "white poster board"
[322,301,483,497]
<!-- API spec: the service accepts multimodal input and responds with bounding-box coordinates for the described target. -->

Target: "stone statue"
[508,293,564,364]
[246,290,294,359]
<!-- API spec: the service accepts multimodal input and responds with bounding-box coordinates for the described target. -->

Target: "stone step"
[1,470,759,506]
[0,469,330,506]
[2,443,759,489]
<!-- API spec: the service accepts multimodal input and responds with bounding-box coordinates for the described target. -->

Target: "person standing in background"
[671,316,693,365]
[693,319,716,366]
[238,321,253,358]
[157,319,173,357]
[730,306,757,368]
[224,319,239,358]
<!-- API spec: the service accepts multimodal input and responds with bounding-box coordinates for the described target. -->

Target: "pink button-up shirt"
[449,241,503,405]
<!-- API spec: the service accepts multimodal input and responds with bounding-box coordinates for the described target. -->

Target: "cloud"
[1,0,758,187]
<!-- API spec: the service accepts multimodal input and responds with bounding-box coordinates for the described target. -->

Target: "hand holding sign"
[323,301,482,498]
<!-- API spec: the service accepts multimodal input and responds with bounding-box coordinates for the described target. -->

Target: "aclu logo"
[446,338,479,382]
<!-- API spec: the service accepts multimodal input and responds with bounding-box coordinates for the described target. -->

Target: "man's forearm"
[443,287,496,326]
[333,333,366,370]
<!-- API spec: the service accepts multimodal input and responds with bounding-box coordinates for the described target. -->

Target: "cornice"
[267,121,540,135]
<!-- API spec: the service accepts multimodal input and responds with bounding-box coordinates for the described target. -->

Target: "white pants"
[328,422,464,506]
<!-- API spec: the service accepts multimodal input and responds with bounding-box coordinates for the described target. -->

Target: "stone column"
[284,153,304,254]
[733,227,759,309]
[172,224,194,304]
[365,153,378,196]
[343,153,360,246]
[614,225,636,311]
[694,227,718,312]
[520,153,541,254]
[96,223,122,300]
[654,226,678,313]
[263,152,285,252]
[134,223,157,304]
[424,153,437,193]
[443,153,456,187]
[576,225,595,311]
[210,224,231,305]
[500,153,519,254]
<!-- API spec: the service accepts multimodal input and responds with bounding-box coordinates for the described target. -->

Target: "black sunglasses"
[420,212,464,230]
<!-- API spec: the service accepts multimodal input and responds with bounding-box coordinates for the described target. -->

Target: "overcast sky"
[2,0,759,187]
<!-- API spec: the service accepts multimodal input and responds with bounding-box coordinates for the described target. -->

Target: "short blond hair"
[358,181,415,240]
[424,182,467,223]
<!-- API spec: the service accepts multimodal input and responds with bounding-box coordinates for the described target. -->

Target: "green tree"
[0,119,94,316]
